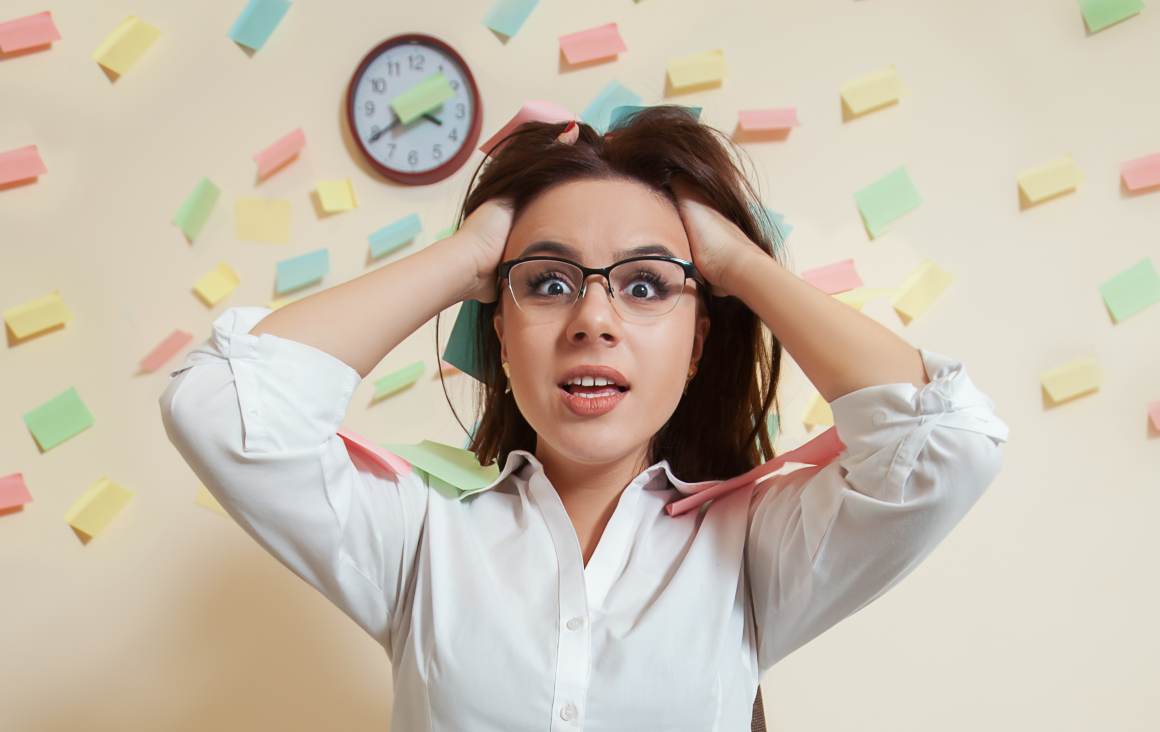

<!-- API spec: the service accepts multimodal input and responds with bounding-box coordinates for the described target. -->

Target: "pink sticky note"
[140,329,193,373]
[559,22,627,65]
[0,144,47,185]
[738,107,799,132]
[801,258,863,294]
[1149,400,1160,431]
[0,11,61,53]
[0,472,32,511]
[1121,152,1160,191]
[254,128,306,179]
[337,428,413,478]
[479,100,575,157]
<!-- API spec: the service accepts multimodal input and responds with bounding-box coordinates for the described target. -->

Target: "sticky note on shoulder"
[93,16,160,75]
[1017,156,1082,205]
[841,66,905,117]
[0,10,61,53]
[23,387,95,451]
[66,477,133,539]
[854,166,922,238]
[666,49,725,90]
[559,22,626,64]
[1041,356,1102,404]
[228,0,291,51]
[4,290,72,339]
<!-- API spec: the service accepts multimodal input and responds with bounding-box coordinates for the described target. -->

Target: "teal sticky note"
[275,248,328,294]
[369,213,422,259]
[607,104,701,132]
[1099,257,1160,323]
[23,386,95,451]
[172,177,220,241]
[442,299,486,382]
[750,202,792,252]
[853,166,922,238]
[580,81,642,134]
[1078,0,1144,33]
[483,0,539,38]
[229,0,292,51]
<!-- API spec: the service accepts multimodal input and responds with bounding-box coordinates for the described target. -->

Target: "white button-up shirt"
[159,306,1010,731]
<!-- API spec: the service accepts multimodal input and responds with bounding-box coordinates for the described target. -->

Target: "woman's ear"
[691,312,710,366]
[493,311,507,363]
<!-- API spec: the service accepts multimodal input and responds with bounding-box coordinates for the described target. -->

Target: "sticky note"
[194,483,229,516]
[391,73,455,125]
[140,330,193,373]
[1099,257,1160,323]
[559,22,626,64]
[1148,401,1160,431]
[484,0,540,38]
[840,66,905,116]
[1120,152,1160,191]
[751,202,792,247]
[1078,0,1143,32]
[0,144,47,185]
[23,387,94,451]
[275,248,329,294]
[803,393,834,429]
[854,166,922,238]
[608,104,701,132]
[834,287,899,310]
[373,361,425,400]
[0,10,61,52]
[92,16,160,75]
[235,197,291,242]
[193,262,240,306]
[666,49,726,90]
[254,127,305,179]
[228,0,291,51]
[0,473,32,511]
[369,213,422,259]
[1017,156,1083,205]
[381,439,500,496]
[172,177,220,241]
[442,299,485,381]
[4,290,72,339]
[1041,356,1102,404]
[892,260,952,323]
[433,223,457,240]
[337,428,413,477]
[738,108,799,132]
[580,80,642,134]
[65,477,133,538]
[802,259,863,294]
[315,179,358,212]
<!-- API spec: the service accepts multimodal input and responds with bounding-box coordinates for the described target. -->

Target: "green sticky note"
[373,360,424,399]
[1078,0,1143,33]
[369,213,421,259]
[23,386,95,451]
[382,440,500,496]
[391,72,455,125]
[483,0,539,38]
[581,80,642,134]
[433,222,457,241]
[853,166,922,238]
[1099,257,1160,323]
[172,177,220,241]
[442,299,486,382]
[275,248,328,295]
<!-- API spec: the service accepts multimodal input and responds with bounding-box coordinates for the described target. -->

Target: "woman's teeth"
[563,385,623,398]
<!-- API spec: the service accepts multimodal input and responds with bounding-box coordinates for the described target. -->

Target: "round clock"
[346,33,483,185]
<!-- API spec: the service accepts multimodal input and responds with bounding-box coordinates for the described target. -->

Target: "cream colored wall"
[2,1,1158,730]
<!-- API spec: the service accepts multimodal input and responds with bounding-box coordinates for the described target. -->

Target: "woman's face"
[493,177,710,469]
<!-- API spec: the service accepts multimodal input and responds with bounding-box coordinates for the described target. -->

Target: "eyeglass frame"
[495,254,709,321]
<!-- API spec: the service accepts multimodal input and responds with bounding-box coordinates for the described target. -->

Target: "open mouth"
[559,384,630,396]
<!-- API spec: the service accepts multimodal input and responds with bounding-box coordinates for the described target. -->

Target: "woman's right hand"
[452,198,515,303]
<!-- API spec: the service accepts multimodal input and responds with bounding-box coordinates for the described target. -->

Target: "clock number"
[432,143,443,161]
[455,102,465,119]
[408,54,425,71]
[364,100,375,116]
[450,79,460,91]
[386,143,396,157]
[386,59,400,76]
[371,77,386,93]
[449,128,459,142]
[407,149,419,166]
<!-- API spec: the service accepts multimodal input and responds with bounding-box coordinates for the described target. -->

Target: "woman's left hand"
[671,178,763,299]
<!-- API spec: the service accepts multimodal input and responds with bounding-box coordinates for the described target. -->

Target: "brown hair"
[438,104,787,483]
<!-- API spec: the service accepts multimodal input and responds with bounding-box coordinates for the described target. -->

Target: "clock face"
[347,34,482,185]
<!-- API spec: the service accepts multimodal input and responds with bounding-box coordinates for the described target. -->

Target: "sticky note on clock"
[391,72,455,125]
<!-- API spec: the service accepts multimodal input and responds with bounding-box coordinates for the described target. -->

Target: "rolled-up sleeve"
[746,347,1010,673]
[158,306,429,656]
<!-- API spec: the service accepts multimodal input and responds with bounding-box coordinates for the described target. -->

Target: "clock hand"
[367,112,442,143]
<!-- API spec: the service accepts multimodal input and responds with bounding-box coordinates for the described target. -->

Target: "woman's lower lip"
[558,387,628,417]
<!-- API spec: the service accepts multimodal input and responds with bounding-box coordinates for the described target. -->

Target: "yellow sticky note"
[316,179,358,213]
[194,484,229,517]
[65,477,133,538]
[3,290,73,339]
[1041,356,1102,404]
[892,260,953,324]
[840,66,905,116]
[666,49,726,90]
[803,393,834,429]
[834,287,900,310]
[92,16,160,75]
[235,196,291,242]
[1018,156,1083,205]
[193,262,240,306]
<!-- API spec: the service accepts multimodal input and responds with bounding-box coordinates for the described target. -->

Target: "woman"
[159,106,1009,730]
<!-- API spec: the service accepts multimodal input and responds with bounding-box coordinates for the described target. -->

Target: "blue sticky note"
[580,81,642,134]
[750,202,792,252]
[607,104,701,132]
[229,0,292,51]
[442,299,487,382]
[483,0,539,38]
[275,248,328,294]
[369,213,422,259]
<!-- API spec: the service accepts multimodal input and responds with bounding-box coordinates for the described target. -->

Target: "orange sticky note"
[0,10,61,52]
[0,473,33,511]
[0,144,47,185]
[140,329,193,373]
[738,107,799,132]
[559,22,626,64]
[802,259,863,294]
[254,127,306,179]
[1121,152,1160,191]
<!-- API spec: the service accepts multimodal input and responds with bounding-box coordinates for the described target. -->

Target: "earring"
[683,363,697,395]
[502,361,511,394]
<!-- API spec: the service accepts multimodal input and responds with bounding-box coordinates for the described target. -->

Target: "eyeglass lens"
[507,259,688,321]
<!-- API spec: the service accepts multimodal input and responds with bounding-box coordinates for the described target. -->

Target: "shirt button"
[566,616,584,630]
[560,702,577,721]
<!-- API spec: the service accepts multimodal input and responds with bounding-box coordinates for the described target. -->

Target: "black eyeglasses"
[496,255,706,323]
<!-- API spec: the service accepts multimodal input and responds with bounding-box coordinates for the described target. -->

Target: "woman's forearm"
[247,235,477,379]
[725,248,929,403]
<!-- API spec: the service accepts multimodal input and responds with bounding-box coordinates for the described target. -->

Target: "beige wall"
[3,1,1158,729]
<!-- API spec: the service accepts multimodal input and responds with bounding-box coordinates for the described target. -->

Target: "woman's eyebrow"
[519,240,677,261]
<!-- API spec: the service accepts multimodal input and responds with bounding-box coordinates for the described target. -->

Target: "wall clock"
[346,33,483,185]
